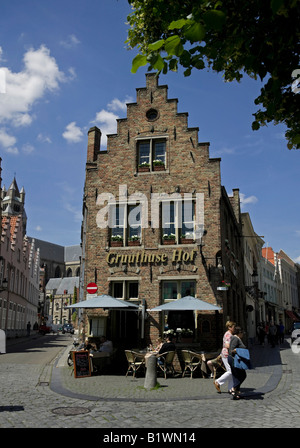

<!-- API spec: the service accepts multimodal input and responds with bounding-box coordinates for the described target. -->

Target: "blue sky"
[0,0,299,263]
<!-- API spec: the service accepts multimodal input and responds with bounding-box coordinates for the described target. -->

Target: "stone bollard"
[144,354,157,389]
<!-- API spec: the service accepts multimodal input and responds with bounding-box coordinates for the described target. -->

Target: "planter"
[163,239,176,245]
[111,241,123,247]
[180,238,194,244]
[153,165,165,171]
[181,337,193,343]
[138,166,150,172]
[128,240,141,246]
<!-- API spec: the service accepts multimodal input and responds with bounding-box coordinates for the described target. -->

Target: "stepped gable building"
[82,73,245,349]
[0,174,40,337]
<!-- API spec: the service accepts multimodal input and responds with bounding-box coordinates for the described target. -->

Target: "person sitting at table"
[157,334,176,365]
[151,337,163,353]
[97,335,113,356]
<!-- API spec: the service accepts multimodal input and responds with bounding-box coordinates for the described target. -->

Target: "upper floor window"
[162,200,195,244]
[110,203,142,247]
[137,137,166,172]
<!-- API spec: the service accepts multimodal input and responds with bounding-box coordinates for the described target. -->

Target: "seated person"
[158,334,176,354]
[157,334,176,365]
[94,336,113,357]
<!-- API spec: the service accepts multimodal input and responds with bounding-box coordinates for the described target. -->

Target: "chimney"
[87,127,101,162]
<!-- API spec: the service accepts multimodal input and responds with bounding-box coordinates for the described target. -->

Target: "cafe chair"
[181,350,205,379]
[212,355,226,380]
[156,351,175,379]
[125,350,145,378]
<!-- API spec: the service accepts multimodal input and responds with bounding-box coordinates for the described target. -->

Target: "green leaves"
[131,54,148,73]
[127,0,300,148]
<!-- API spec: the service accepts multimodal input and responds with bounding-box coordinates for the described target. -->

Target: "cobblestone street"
[0,335,299,433]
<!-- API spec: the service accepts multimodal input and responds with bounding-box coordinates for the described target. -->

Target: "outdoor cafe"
[67,294,224,380]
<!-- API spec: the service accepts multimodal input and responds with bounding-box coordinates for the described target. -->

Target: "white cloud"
[37,133,52,144]
[22,143,35,154]
[35,225,42,232]
[240,193,258,210]
[0,45,66,128]
[92,97,133,146]
[294,255,300,264]
[0,128,18,154]
[60,34,81,49]
[62,121,84,143]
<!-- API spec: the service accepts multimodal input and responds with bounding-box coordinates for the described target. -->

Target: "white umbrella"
[66,294,139,310]
[149,295,222,311]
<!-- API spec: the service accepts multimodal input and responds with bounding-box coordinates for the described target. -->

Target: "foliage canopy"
[126,0,300,149]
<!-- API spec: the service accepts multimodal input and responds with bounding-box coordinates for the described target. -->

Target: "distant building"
[0,171,40,337]
[46,276,79,325]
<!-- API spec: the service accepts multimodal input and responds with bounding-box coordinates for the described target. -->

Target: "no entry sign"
[86,282,98,294]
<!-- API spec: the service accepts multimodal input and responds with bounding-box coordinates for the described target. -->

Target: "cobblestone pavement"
[0,335,299,431]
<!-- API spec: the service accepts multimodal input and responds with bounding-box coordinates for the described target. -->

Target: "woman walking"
[213,320,236,394]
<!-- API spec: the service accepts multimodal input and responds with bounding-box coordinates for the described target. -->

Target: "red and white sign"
[86,282,98,294]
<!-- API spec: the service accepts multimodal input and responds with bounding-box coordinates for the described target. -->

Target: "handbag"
[233,348,252,370]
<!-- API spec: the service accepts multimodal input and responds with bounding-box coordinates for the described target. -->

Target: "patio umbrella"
[66,294,139,310]
[149,295,222,312]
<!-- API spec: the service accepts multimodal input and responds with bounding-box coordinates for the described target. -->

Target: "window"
[162,200,195,244]
[162,280,196,301]
[110,204,142,246]
[111,281,139,300]
[137,138,166,171]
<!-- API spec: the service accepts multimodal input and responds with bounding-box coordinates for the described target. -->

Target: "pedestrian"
[213,320,236,394]
[269,322,277,348]
[27,321,31,337]
[228,327,247,399]
[278,321,285,344]
[257,322,266,346]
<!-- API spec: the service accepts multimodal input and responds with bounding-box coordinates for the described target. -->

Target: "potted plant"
[162,233,176,244]
[153,159,165,171]
[111,235,123,247]
[128,235,141,246]
[180,233,194,244]
[181,328,193,342]
[138,162,150,172]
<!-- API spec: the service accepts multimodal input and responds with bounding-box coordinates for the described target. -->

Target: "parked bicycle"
[67,338,80,366]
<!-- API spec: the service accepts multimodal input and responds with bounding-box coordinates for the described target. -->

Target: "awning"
[285,310,299,321]
[66,294,139,310]
[149,295,222,312]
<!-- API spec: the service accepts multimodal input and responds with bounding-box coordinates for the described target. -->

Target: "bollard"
[144,354,157,389]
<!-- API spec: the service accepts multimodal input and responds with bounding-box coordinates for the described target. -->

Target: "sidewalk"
[50,339,287,402]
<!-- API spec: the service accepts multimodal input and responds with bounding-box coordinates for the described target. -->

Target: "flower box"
[163,239,176,245]
[111,241,123,247]
[138,166,150,172]
[180,238,194,244]
[153,165,165,171]
[181,337,193,343]
[128,240,141,246]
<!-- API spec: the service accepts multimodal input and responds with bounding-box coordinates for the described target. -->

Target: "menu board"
[72,350,91,378]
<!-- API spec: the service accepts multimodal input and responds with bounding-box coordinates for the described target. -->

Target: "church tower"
[1,177,27,235]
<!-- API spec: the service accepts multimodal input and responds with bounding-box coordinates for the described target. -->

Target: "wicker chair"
[156,351,176,379]
[124,350,145,378]
[181,350,205,378]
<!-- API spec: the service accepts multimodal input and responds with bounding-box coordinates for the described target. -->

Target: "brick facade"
[82,74,245,351]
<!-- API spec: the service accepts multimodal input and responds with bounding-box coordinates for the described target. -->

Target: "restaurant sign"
[106,249,197,266]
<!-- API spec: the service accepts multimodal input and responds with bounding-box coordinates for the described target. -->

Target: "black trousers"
[228,356,247,390]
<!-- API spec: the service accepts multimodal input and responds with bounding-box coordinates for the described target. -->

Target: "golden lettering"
[106,250,196,266]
